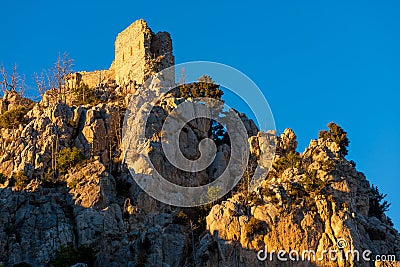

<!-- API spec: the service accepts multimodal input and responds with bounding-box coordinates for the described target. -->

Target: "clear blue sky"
[1,1,399,227]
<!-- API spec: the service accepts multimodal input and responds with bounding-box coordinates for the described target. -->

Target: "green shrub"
[68,178,79,189]
[52,245,95,267]
[0,173,7,184]
[42,169,58,188]
[318,122,350,156]
[368,185,391,220]
[179,75,223,100]
[13,171,29,190]
[56,147,85,173]
[206,185,222,204]
[0,106,29,129]
[302,169,330,195]
[73,83,99,106]
[274,151,302,175]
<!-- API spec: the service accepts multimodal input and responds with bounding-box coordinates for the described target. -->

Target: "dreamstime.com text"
[257,239,396,263]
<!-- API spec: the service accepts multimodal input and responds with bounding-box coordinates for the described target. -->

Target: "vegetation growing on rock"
[72,83,99,106]
[274,151,302,175]
[369,184,391,221]
[56,147,85,174]
[13,171,29,190]
[318,122,350,156]
[179,75,223,100]
[0,173,6,184]
[0,106,29,129]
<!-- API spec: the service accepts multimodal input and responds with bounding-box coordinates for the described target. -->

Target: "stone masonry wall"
[68,19,174,89]
[66,70,115,89]
[109,19,174,85]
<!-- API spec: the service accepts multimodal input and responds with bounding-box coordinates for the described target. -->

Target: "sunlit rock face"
[202,133,400,267]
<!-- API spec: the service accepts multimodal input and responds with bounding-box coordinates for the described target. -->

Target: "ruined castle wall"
[110,19,150,85]
[150,32,174,73]
[79,70,115,88]
[66,70,115,89]
[67,19,174,89]
[110,19,174,85]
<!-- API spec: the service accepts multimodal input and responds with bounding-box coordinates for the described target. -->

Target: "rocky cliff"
[0,20,399,267]
[204,129,400,266]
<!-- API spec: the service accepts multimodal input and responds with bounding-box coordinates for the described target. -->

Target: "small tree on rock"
[34,53,74,101]
[56,147,85,174]
[0,106,29,129]
[0,64,26,95]
[369,185,391,221]
[179,75,223,100]
[318,122,350,156]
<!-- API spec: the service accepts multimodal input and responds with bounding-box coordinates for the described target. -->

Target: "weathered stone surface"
[65,19,174,91]
[66,160,116,210]
[203,135,400,267]
[0,100,122,179]
[66,70,115,89]
[110,19,174,85]
[0,90,33,115]
[278,128,297,153]
[0,102,73,178]
[0,187,75,266]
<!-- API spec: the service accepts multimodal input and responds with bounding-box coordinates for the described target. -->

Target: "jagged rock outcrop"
[0,90,33,115]
[0,158,189,267]
[1,84,399,267]
[0,91,124,177]
[0,101,73,177]
[202,133,400,267]
[65,160,116,209]
[0,186,75,266]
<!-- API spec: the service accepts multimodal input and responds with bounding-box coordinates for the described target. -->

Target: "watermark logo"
[336,238,347,249]
[257,238,396,263]
[122,61,276,207]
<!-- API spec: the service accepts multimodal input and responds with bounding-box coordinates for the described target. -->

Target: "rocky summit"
[0,19,399,267]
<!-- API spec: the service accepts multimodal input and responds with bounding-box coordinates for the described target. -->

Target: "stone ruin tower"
[110,19,174,85]
[69,19,174,88]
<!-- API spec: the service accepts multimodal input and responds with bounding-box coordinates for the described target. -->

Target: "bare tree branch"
[0,65,9,93]
[1,64,26,97]
[34,53,74,101]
